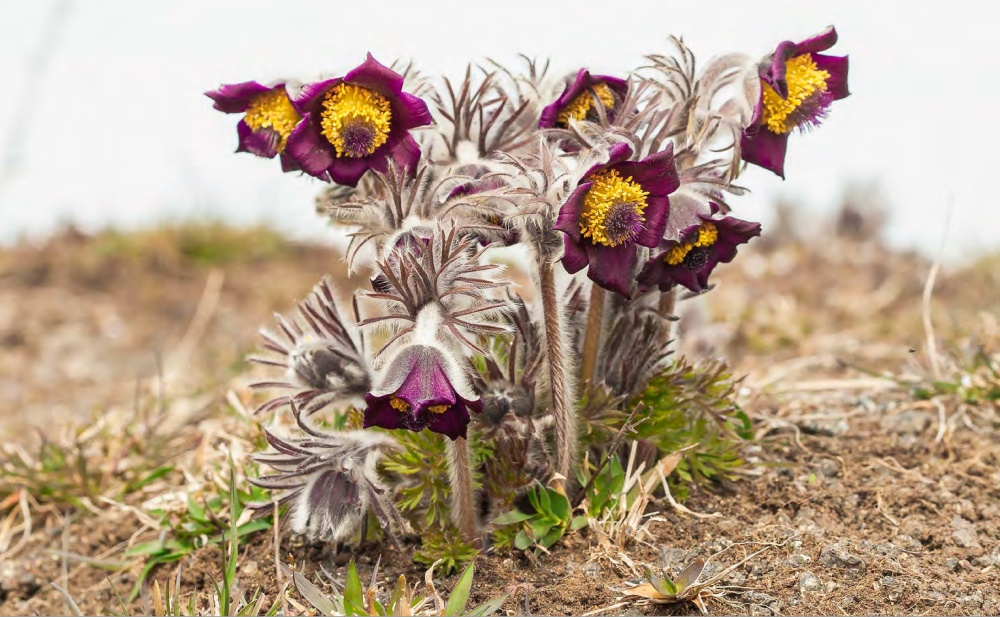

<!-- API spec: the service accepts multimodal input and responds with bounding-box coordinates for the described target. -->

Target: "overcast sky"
[0,0,996,261]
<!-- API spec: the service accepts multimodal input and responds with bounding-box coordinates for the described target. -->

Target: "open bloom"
[286,54,432,187]
[364,344,482,440]
[741,26,849,178]
[205,81,302,171]
[554,142,680,296]
[637,205,761,293]
[539,69,628,129]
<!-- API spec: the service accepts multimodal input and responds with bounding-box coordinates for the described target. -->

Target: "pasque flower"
[741,26,849,178]
[205,81,302,171]
[637,205,761,293]
[364,343,482,440]
[539,69,628,129]
[554,142,680,296]
[287,54,433,186]
[249,417,402,542]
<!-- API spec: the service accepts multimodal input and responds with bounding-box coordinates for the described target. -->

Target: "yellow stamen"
[556,83,616,126]
[320,83,392,157]
[762,54,830,134]
[579,169,649,247]
[389,396,411,413]
[427,404,450,414]
[664,222,718,265]
[243,89,301,152]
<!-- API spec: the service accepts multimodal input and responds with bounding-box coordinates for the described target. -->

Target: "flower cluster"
[212,29,848,548]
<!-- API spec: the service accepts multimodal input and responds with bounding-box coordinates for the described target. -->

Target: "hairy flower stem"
[446,437,479,542]
[580,284,606,386]
[538,260,576,481]
[658,288,677,346]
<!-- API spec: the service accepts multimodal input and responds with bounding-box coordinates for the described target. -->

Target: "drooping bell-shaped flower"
[741,26,850,178]
[205,81,302,171]
[638,205,761,293]
[286,54,433,187]
[539,69,628,129]
[364,343,482,440]
[554,142,680,296]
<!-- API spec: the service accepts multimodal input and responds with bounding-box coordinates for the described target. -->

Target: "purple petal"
[588,243,637,297]
[345,53,404,96]
[363,394,407,432]
[762,41,798,98]
[561,235,589,274]
[635,196,669,248]
[580,143,634,180]
[425,402,474,441]
[387,133,422,174]
[236,121,281,159]
[740,127,789,179]
[794,26,839,55]
[554,183,591,241]
[707,215,762,263]
[327,157,372,187]
[393,91,434,131]
[292,78,342,115]
[814,54,850,100]
[279,152,301,173]
[285,114,336,179]
[615,144,679,198]
[205,81,273,113]
[394,352,457,411]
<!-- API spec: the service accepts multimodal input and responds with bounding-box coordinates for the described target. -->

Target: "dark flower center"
[338,121,379,158]
[681,246,711,271]
[602,201,644,246]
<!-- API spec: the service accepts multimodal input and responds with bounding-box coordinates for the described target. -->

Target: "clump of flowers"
[211,31,849,560]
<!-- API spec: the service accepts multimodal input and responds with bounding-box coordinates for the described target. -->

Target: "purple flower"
[539,69,628,129]
[554,142,680,296]
[637,206,761,293]
[364,344,482,441]
[741,26,849,178]
[286,54,432,187]
[205,81,302,171]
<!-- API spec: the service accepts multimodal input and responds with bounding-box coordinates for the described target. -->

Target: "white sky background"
[0,0,996,262]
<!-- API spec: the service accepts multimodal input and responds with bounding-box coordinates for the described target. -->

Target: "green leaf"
[343,559,365,615]
[490,510,533,526]
[547,490,570,521]
[514,530,532,550]
[468,593,509,617]
[125,465,174,493]
[529,517,554,540]
[570,515,590,531]
[444,563,474,616]
[538,526,565,549]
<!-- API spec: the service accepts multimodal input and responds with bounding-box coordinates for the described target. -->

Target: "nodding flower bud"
[248,417,402,543]
[249,278,371,416]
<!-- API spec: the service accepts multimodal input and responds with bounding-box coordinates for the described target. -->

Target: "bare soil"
[1,223,998,616]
